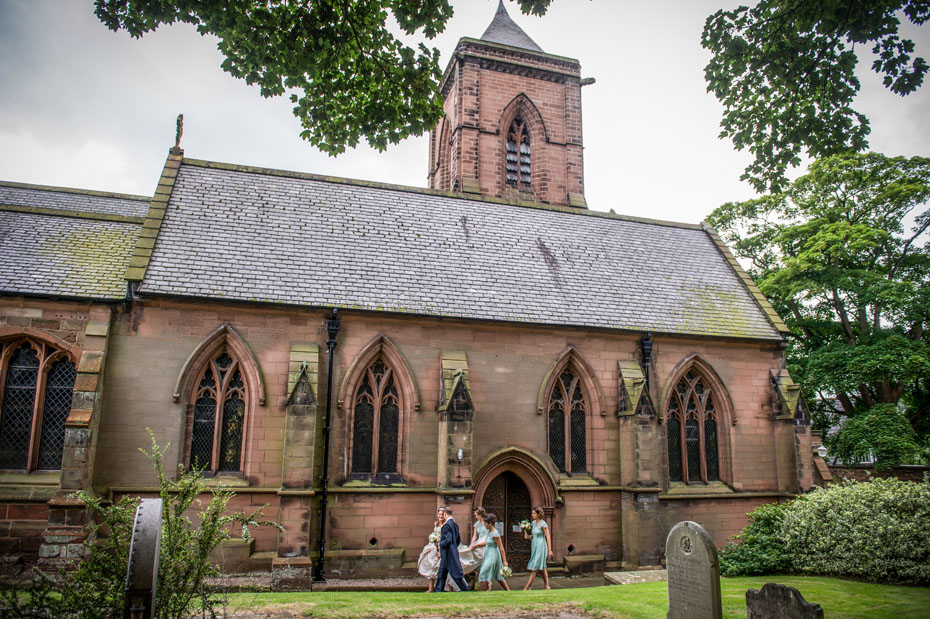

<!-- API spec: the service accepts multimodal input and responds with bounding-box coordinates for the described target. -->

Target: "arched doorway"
[483,471,532,572]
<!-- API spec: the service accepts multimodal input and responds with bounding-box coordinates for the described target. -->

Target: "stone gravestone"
[124,498,163,619]
[666,521,722,619]
[746,583,824,619]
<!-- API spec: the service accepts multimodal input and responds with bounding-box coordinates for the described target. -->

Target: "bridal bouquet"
[499,566,512,579]
[429,531,440,543]
[519,519,532,534]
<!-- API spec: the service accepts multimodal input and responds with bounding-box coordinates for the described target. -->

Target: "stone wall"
[84,296,797,570]
[828,465,930,483]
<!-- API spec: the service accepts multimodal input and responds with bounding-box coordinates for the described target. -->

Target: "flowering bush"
[783,477,930,584]
[719,477,930,584]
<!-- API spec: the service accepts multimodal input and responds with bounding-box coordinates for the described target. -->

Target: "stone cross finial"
[175,114,184,148]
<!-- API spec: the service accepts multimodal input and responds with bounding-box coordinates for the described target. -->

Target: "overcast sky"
[1,1,927,223]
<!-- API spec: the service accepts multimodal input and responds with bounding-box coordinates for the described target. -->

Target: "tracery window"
[351,356,400,478]
[667,370,719,483]
[0,339,76,470]
[506,115,531,188]
[189,350,246,473]
[548,369,586,474]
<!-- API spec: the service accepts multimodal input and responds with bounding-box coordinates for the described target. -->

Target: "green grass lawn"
[223,576,930,618]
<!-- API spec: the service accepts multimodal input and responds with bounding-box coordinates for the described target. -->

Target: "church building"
[0,3,815,587]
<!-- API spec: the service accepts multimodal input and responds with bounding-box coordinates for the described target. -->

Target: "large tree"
[94,0,551,155]
[702,1,929,193]
[707,152,930,467]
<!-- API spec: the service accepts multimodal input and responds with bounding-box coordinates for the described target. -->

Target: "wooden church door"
[482,471,532,572]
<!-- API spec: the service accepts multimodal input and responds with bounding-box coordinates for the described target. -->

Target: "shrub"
[0,432,280,618]
[719,501,793,576]
[831,404,920,470]
[782,477,930,584]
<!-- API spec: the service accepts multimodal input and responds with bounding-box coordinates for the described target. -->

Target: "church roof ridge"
[480,0,544,53]
[179,157,704,232]
[0,179,151,203]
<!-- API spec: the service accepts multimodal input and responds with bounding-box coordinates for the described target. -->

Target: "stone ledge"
[604,569,667,585]
[563,553,605,575]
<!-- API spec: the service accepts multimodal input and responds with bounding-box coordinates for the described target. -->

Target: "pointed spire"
[480,0,544,53]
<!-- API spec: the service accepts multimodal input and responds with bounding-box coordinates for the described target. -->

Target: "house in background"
[0,2,814,587]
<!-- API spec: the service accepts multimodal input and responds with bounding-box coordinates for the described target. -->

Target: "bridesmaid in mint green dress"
[470,513,510,591]
[469,507,488,563]
[523,507,552,590]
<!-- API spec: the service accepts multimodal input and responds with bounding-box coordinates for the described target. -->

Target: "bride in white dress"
[416,521,442,592]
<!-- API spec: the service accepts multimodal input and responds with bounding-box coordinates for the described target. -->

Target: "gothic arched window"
[0,339,76,471]
[667,370,720,483]
[351,356,400,477]
[189,349,247,473]
[548,369,587,474]
[506,115,531,188]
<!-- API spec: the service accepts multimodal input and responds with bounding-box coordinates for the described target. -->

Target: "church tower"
[428,1,587,208]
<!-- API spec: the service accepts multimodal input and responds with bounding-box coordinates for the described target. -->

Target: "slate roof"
[480,1,544,53]
[0,183,145,299]
[0,181,150,219]
[139,160,784,341]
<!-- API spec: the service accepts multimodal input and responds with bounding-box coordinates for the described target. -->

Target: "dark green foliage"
[93,0,552,155]
[0,432,280,618]
[719,502,793,576]
[832,403,920,469]
[708,152,930,466]
[702,1,929,192]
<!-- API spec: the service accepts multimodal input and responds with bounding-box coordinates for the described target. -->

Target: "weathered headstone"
[124,498,163,619]
[665,521,722,619]
[746,583,824,619]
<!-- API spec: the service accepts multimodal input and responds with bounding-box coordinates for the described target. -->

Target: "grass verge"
[223,575,930,618]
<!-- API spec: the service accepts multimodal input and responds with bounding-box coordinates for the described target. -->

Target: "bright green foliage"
[783,478,930,584]
[144,434,282,619]
[0,494,139,618]
[708,152,930,468]
[719,502,793,576]
[0,432,280,618]
[93,0,552,155]
[832,403,920,469]
[702,1,929,192]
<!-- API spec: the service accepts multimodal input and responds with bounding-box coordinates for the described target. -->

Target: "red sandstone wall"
[666,496,780,548]
[0,502,47,557]
[430,41,584,206]
[828,465,930,483]
[90,297,788,564]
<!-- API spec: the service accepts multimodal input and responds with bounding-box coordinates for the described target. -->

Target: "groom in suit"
[434,506,469,592]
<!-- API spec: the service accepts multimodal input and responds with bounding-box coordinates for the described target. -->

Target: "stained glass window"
[0,340,76,471]
[666,370,721,483]
[351,356,400,477]
[188,349,247,473]
[548,369,587,474]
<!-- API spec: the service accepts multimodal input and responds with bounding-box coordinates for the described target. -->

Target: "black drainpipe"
[313,309,340,584]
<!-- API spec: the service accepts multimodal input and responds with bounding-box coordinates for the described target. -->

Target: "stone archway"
[472,447,558,571]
